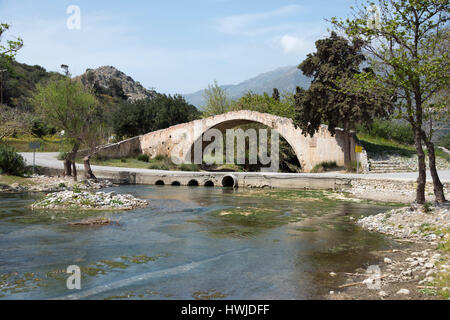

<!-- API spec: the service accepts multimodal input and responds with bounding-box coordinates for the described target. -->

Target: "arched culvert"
[188,179,199,186]
[204,180,214,187]
[171,181,181,186]
[222,175,237,188]
[155,180,165,185]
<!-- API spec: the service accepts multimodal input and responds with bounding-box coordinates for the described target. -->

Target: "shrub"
[148,163,169,170]
[358,119,414,145]
[120,158,127,163]
[137,154,149,162]
[179,163,199,171]
[438,132,450,150]
[311,161,338,173]
[0,144,28,176]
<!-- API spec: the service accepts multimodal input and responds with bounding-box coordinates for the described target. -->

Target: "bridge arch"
[183,114,306,170]
[99,110,362,172]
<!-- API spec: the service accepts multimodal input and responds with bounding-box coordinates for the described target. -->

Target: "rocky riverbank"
[327,204,449,300]
[0,174,115,193]
[31,190,148,210]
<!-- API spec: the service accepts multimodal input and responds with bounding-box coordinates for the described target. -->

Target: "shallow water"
[0,186,400,300]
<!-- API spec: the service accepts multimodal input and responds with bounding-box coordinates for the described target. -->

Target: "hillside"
[183,65,311,108]
[79,66,157,101]
[0,57,64,109]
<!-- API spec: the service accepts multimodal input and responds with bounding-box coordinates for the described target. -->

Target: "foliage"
[356,119,414,145]
[0,57,64,109]
[438,132,450,149]
[0,144,28,176]
[230,91,295,118]
[294,31,391,138]
[31,78,98,141]
[201,80,231,116]
[137,154,149,162]
[331,0,449,203]
[311,161,339,173]
[0,105,33,141]
[0,23,23,59]
[112,93,200,138]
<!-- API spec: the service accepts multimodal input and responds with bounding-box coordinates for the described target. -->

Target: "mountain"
[183,65,311,108]
[79,66,157,101]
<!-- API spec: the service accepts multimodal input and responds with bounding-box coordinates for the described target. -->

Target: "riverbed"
[0,185,401,300]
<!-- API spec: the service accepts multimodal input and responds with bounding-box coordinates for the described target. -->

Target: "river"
[0,185,400,299]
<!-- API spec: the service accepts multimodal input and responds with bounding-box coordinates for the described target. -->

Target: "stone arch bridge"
[95,110,364,172]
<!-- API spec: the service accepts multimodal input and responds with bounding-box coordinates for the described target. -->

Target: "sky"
[0,0,355,94]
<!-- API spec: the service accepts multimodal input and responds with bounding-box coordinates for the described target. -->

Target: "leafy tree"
[112,94,200,138]
[202,80,231,116]
[331,0,449,204]
[294,32,392,165]
[0,23,23,58]
[230,91,295,118]
[32,78,99,181]
[0,105,32,141]
[272,88,280,101]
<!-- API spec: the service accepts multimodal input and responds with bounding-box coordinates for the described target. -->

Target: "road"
[20,152,450,182]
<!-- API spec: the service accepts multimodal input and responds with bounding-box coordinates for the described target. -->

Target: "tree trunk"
[83,155,97,180]
[422,136,446,203]
[70,143,80,182]
[343,121,352,168]
[64,158,72,176]
[414,127,426,204]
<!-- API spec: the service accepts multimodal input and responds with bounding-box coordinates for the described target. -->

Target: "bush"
[179,163,199,171]
[0,144,28,176]
[358,119,414,145]
[438,133,450,150]
[137,154,149,162]
[311,161,338,173]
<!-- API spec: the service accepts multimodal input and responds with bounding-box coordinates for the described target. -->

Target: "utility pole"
[0,69,7,105]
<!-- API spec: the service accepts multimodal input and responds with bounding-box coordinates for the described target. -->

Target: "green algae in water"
[99,260,129,269]
[120,253,169,264]
[192,289,228,300]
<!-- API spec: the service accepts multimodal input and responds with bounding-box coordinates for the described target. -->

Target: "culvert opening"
[221,175,236,188]
[155,180,165,186]
[187,179,199,186]
[204,180,214,187]
[171,181,181,186]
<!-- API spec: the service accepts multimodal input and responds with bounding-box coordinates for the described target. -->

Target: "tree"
[0,23,23,58]
[294,32,391,165]
[112,94,200,138]
[272,88,280,101]
[0,105,32,141]
[201,80,231,116]
[230,91,295,118]
[32,78,98,181]
[331,0,449,204]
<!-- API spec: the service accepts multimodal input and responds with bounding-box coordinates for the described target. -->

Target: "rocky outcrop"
[80,66,157,101]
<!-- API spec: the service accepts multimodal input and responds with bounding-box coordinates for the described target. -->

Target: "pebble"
[396,289,410,295]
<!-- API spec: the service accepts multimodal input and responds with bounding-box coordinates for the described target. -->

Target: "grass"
[0,174,35,186]
[357,133,416,157]
[3,135,64,152]
[358,133,450,163]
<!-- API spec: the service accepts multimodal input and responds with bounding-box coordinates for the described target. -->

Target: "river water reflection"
[0,185,400,299]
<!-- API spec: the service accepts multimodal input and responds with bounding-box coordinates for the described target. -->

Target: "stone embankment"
[31,190,148,210]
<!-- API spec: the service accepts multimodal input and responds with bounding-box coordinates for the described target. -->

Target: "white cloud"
[279,34,315,55]
[216,5,303,35]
